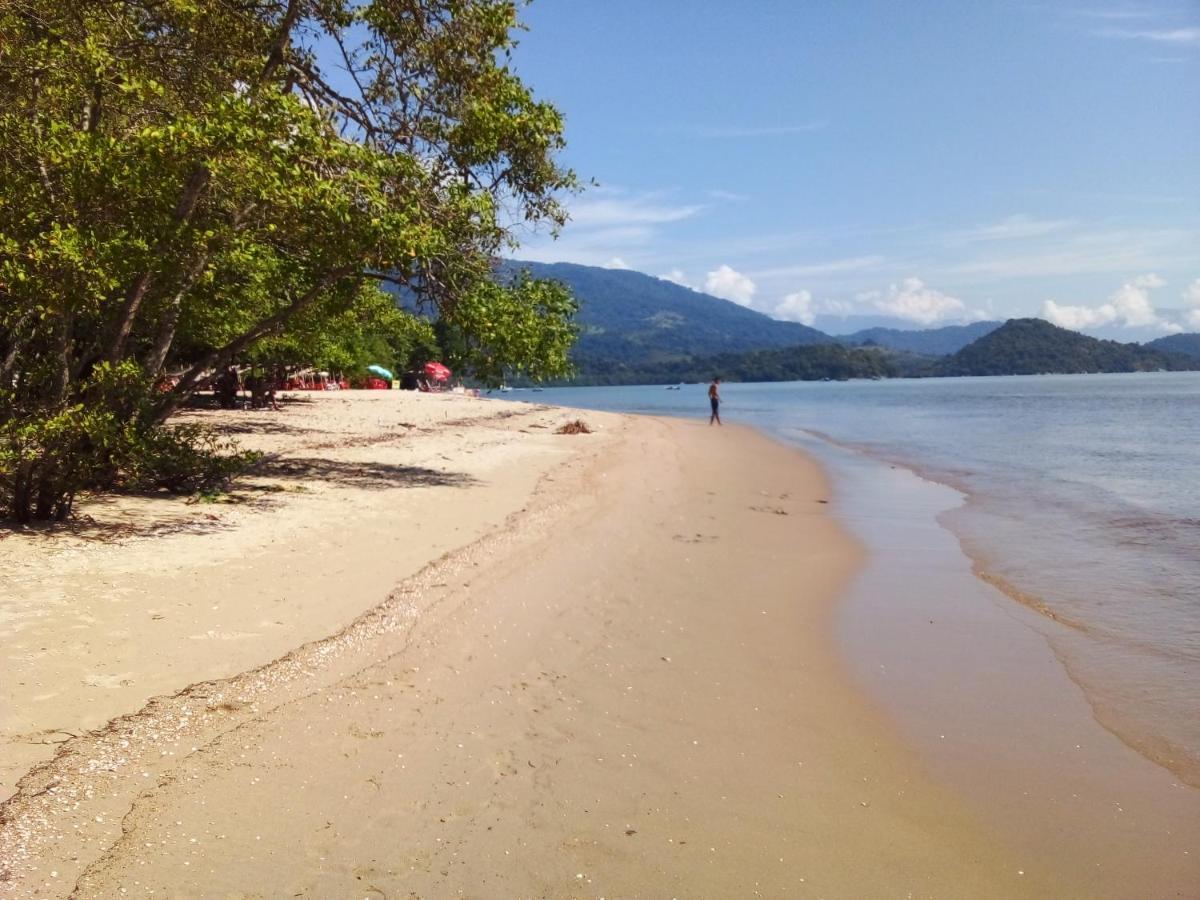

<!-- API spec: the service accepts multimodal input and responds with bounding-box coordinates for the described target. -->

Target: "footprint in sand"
[82,672,135,689]
[187,630,261,640]
[672,533,718,544]
[749,505,790,516]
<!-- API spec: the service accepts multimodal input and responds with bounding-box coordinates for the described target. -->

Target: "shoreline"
[1,392,1194,896]
[787,412,1200,792]
[759,417,1198,792]
[790,428,1200,896]
[832,427,1200,791]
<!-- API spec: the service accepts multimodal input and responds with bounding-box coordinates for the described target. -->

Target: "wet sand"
[806,435,1200,898]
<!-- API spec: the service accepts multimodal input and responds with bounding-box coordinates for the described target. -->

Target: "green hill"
[562,342,895,385]
[842,321,1001,355]
[498,261,832,370]
[1144,333,1200,360]
[939,318,1198,376]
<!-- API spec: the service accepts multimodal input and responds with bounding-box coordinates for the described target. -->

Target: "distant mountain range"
[498,259,1200,383]
[839,321,1002,355]
[1144,332,1200,360]
[544,319,1196,385]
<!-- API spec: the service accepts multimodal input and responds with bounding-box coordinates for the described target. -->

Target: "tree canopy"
[0,0,578,520]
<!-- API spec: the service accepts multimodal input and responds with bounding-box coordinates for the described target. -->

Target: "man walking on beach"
[708,376,722,426]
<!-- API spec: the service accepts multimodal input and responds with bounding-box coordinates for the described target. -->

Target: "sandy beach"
[0,391,1194,897]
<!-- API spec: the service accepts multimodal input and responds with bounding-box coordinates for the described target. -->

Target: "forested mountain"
[496,262,1200,383]
[842,321,1001,355]
[1144,333,1200,360]
[498,261,831,367]
[939,319,1198,376]
[561,343,897,386]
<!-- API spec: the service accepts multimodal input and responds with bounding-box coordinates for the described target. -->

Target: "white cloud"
[659,268,692,288]
[774,290,816,325]
[1042,273,1181,332]
[1102,27,1200,45]
[754,255,887,280]
[1110,273,1166,326]
[517,186,706,269]
[704,265,756,307]
[516,225,654,267]
[1183,278,1200,307]
[1042,300,1118,330]
[1184,279,1200,329]
[953,214,1076,243]
[871,277,980,325]
[773,291,858,325]
[568,196,703,227]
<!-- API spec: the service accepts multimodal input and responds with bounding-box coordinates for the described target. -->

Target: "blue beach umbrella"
[367,364,394,380]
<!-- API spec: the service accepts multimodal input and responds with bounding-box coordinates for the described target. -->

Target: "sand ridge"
[1,392,623,886]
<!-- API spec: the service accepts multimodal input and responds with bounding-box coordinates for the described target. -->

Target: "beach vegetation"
[936,319,1198,376]
[0,0,577,521]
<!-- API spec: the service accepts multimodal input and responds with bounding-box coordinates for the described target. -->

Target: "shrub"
[0,363,258,522]
[122,425,259,494]
[0,402,113,522]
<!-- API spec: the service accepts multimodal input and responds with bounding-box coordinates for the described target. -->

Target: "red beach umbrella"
[423,361,452,382]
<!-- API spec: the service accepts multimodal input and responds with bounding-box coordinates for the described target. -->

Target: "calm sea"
[523,373,1200,783]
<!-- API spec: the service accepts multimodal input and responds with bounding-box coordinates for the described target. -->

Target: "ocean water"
[522,373,1200,783]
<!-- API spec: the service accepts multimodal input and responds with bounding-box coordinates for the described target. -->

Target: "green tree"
[437,271,577,385]
[0,0,577,521]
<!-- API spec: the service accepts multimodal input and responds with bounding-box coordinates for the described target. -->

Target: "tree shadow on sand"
[259,456,478,490]
[171,407,311,438]
[212,417,311,437]
[0,493,236,544]
[0,457,475,545]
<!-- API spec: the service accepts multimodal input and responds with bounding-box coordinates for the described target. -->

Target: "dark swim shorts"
[710,397,719,412]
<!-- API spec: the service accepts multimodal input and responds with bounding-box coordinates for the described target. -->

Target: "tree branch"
[154,265,357,421]
[104,164,210,363]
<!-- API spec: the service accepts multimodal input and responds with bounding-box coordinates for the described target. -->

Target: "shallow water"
[525,372,1200,785]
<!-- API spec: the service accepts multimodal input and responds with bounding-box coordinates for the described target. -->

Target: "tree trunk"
[103,0,300,368]
[105,165,210,364]
[49,309,73,404]
[142,250,213,376]
[261,0,303,85]
[153,266,356,421]
[0,308,33,381]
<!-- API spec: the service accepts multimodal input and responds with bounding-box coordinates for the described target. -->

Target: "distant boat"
[498,384,513,393]
[666,384,682,390]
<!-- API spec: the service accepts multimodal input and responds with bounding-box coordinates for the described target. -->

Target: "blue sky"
[503,1,1200,334]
